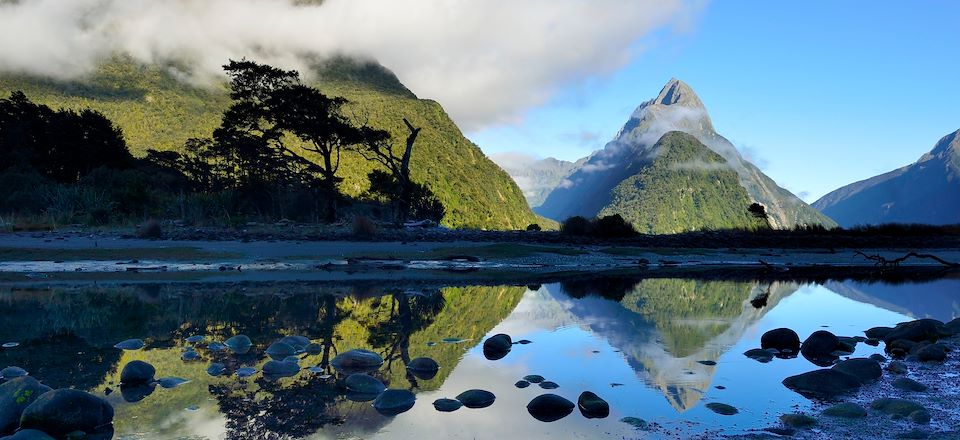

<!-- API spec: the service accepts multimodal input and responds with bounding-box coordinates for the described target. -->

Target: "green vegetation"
[0,57,539,230]
[599,132,770,234]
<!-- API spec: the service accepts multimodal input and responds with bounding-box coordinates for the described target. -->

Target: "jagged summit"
[925,128,960,160]
[654,78,705,108]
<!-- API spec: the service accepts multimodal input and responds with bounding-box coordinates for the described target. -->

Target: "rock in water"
[113,339,145,351]
[744,348,775,363]
[19,389,114,439]
[265,342,297,360]
[527,394,574,422]
[800,331,841,366]
[0,429,55,439]
[120,361,156,385]
[156,377,190,389]
[0,377,52,435]
[620,417,648,430]
[185,335,205,344]
[432,398,462,412]
[761,328,801,357]
[864,326,894,339]
[577,392,609,419]
[373,389,416,416]
[831,358,882,384]
[225,335,252,354]
[523,375,545,384]
[406,357,440,380]
[483,334,512,360]
[705,403,738,415]
[883,319,947,343]
[262,361,300,378]
[119,383,155,403]
[206,363,227,377]
[916,344,947,362]
[235,367,257,378]
[515,380,530,389]
[539,381,559,390]
[822,402,867,418]
[279,336,310,351]
[305,343,323,355]
[344,374,385,395]
[0,368,27,381]
[331,349,384,373]
[782,369,861,400]
[456,390,496,409]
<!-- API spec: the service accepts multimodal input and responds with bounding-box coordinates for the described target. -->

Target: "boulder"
[916,344,947,362]
[744,348,775,363]
[831,358,882,384]
[19,390,114,439]
[705,403,738,415]
[539,381,559,390]
[887,361,909,374]
[822,402,867,418]
[780,413,817,428]
[373,389,416,416]
[800,331,841,366]
[523,375,545,384]
[119,361,156,385]
[761,328,800,357]
[406,357,439,379]
[577,392,609,419]
[887,339,917,358]
[279,335,310,351]
[344,374,385,395]
[262,361,300,378]
[869,354,887,362]
[265,342,297,360]
[482,334,512,360]
[224,335,252,354]
[515,380,530,388]
[870,398,926,419]
[0,369,26,381]
[331,349,384,373]
[456,390,496,409]
[945,317,960,336]
[0,378,52,435]
[526,394,574,422]
[909,409,931,424]
[892,378,928,392]
[883,319,948,344]
[865,326,894,339]
[782,369,861,399]
[432,398,462,412]
[113,339,145,351]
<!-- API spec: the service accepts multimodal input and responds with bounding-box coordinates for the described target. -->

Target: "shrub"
[136,219,162,239]
[526,223,542,232]
[592,214,637,238]
[561,216,592,236]
[352,215,378,238]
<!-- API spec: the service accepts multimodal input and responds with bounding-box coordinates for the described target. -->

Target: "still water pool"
[1,277,957,439]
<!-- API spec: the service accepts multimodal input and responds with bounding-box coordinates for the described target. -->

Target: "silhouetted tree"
[748,203,769,220]
[359,118,422,223]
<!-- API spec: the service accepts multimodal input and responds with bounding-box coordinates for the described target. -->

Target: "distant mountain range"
[0,57,541,230]
[491,154,586,208]
[814,129,960,226]
[532,79,835,233]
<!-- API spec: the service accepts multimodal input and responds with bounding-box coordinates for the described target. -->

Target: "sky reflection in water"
[0,278,956,439]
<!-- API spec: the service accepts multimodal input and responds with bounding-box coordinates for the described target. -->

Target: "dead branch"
[854,251,960,268]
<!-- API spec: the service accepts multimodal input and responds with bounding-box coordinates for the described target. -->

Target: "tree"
[268,84,379,221]
[748,203,768,219]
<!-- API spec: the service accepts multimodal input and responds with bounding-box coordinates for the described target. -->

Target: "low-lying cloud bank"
[0,0,704,130]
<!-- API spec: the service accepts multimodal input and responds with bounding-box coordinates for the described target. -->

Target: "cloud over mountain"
[0,0,703,130]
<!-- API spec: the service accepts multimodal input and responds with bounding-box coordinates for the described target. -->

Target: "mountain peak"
[654,78,705,109]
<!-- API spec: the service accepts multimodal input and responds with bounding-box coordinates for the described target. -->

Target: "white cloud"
[0,0,705,130]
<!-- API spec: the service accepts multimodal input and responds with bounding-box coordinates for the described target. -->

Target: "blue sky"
[471,1,960,202]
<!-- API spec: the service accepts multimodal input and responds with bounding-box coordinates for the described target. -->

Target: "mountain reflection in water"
[0,276,955,439]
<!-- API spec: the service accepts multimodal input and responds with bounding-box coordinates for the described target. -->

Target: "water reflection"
[0,275,951,439]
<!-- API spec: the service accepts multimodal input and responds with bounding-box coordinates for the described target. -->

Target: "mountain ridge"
[537,78,836,230]
[813,128,960,226]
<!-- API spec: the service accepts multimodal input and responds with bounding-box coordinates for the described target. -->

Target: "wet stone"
[822,402,867,418]
[620,417,649,430]
[539,381,559,390]
[120,361,155,385]
[0,367,27,380]
[19,389,114,439]
[456,389,495,409]
[780,413,817,428]
[265,342,297,360]
[870,398,926,419]
[705,403,738,416]
[185,335,205,344]
[344,374,385,395]
[577,391,609,419]
[831,358,882,384]
[523,375,545,384]
[888,361,909,374]
[697,360,717,366]
[527,394,574,422]
[262,361,300,378]
[206,363,227,377]
[761,328,801,356]
[515,380,530,388]
[279,336,310,351]
[225,335,252,354]
[181,350,200,362]
[869,353,887,362]
[432,398,462,412]
[373,389,416,416]
[114,339,145,351]
[0,377,52,435]
[331,349,384,373]
[782,369,861,400]
[156,377,190,389]
[236,367,257,378]
[744,348,775,363]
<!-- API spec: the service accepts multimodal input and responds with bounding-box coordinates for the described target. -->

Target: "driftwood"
[854,251,960,268]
